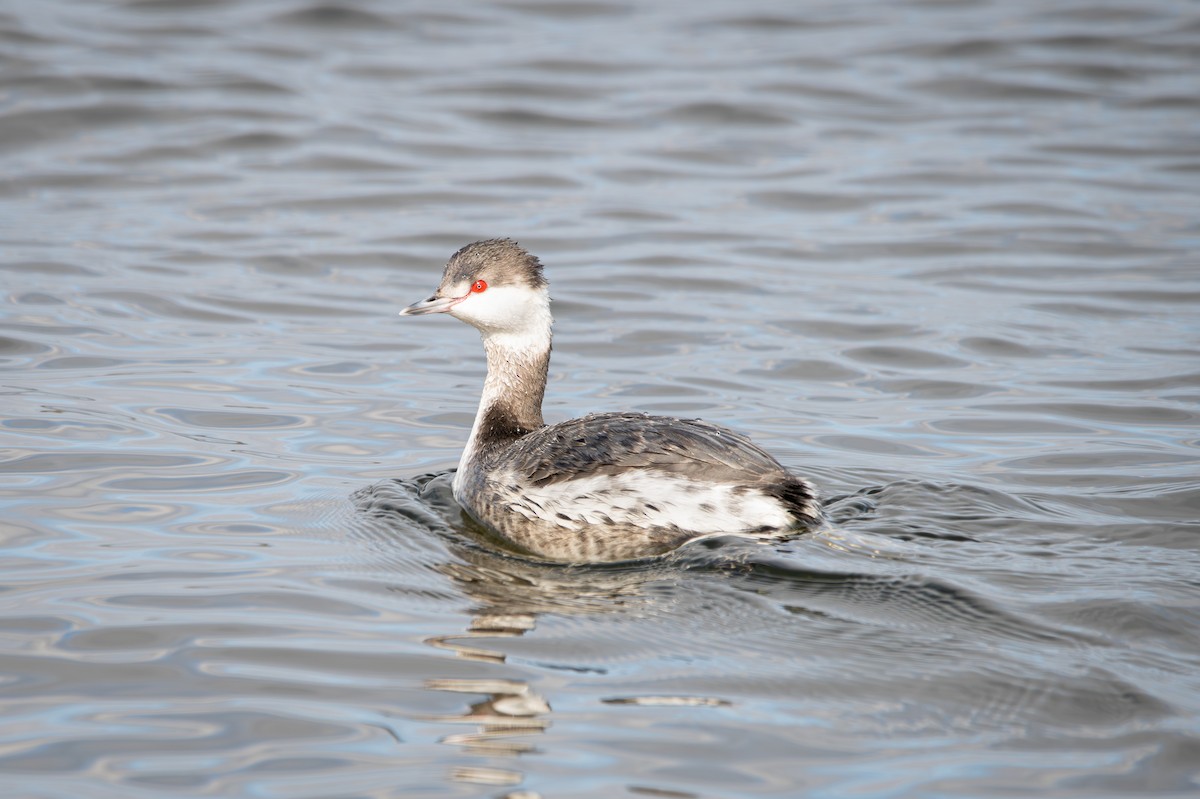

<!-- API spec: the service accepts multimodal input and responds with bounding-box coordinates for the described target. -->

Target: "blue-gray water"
[2,1,1199,797]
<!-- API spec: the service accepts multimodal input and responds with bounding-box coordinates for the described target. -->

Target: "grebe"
[400,239,821,563]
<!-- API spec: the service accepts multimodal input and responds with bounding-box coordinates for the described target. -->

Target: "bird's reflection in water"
[354,473,683,797]
[422,523,677,741]
[423,557,551,786]
[424,542,689,797]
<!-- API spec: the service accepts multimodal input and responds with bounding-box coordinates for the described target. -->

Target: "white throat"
[451,291,552,497]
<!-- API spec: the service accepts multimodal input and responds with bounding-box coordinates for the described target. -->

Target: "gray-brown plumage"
[400,239,821,563]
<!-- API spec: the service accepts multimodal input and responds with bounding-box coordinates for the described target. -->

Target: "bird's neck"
[458,317,552,477]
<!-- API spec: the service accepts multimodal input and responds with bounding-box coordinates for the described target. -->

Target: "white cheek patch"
[499,471,792,533]
[451,285,546,333]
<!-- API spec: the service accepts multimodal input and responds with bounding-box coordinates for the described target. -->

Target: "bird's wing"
[502,412,789,486]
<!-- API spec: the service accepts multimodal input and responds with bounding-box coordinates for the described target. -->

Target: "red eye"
[471,279,487,293]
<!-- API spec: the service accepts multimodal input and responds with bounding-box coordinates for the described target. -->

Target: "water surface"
[2,1,1199,797]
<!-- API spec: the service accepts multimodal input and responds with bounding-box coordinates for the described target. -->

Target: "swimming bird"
[400,239,820,562]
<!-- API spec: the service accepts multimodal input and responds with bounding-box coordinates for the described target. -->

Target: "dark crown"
[444,239,548,290]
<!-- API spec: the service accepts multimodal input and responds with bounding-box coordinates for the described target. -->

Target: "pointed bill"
[400,294,460,316]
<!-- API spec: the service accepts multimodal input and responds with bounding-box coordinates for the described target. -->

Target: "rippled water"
[3,1,1199,797]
